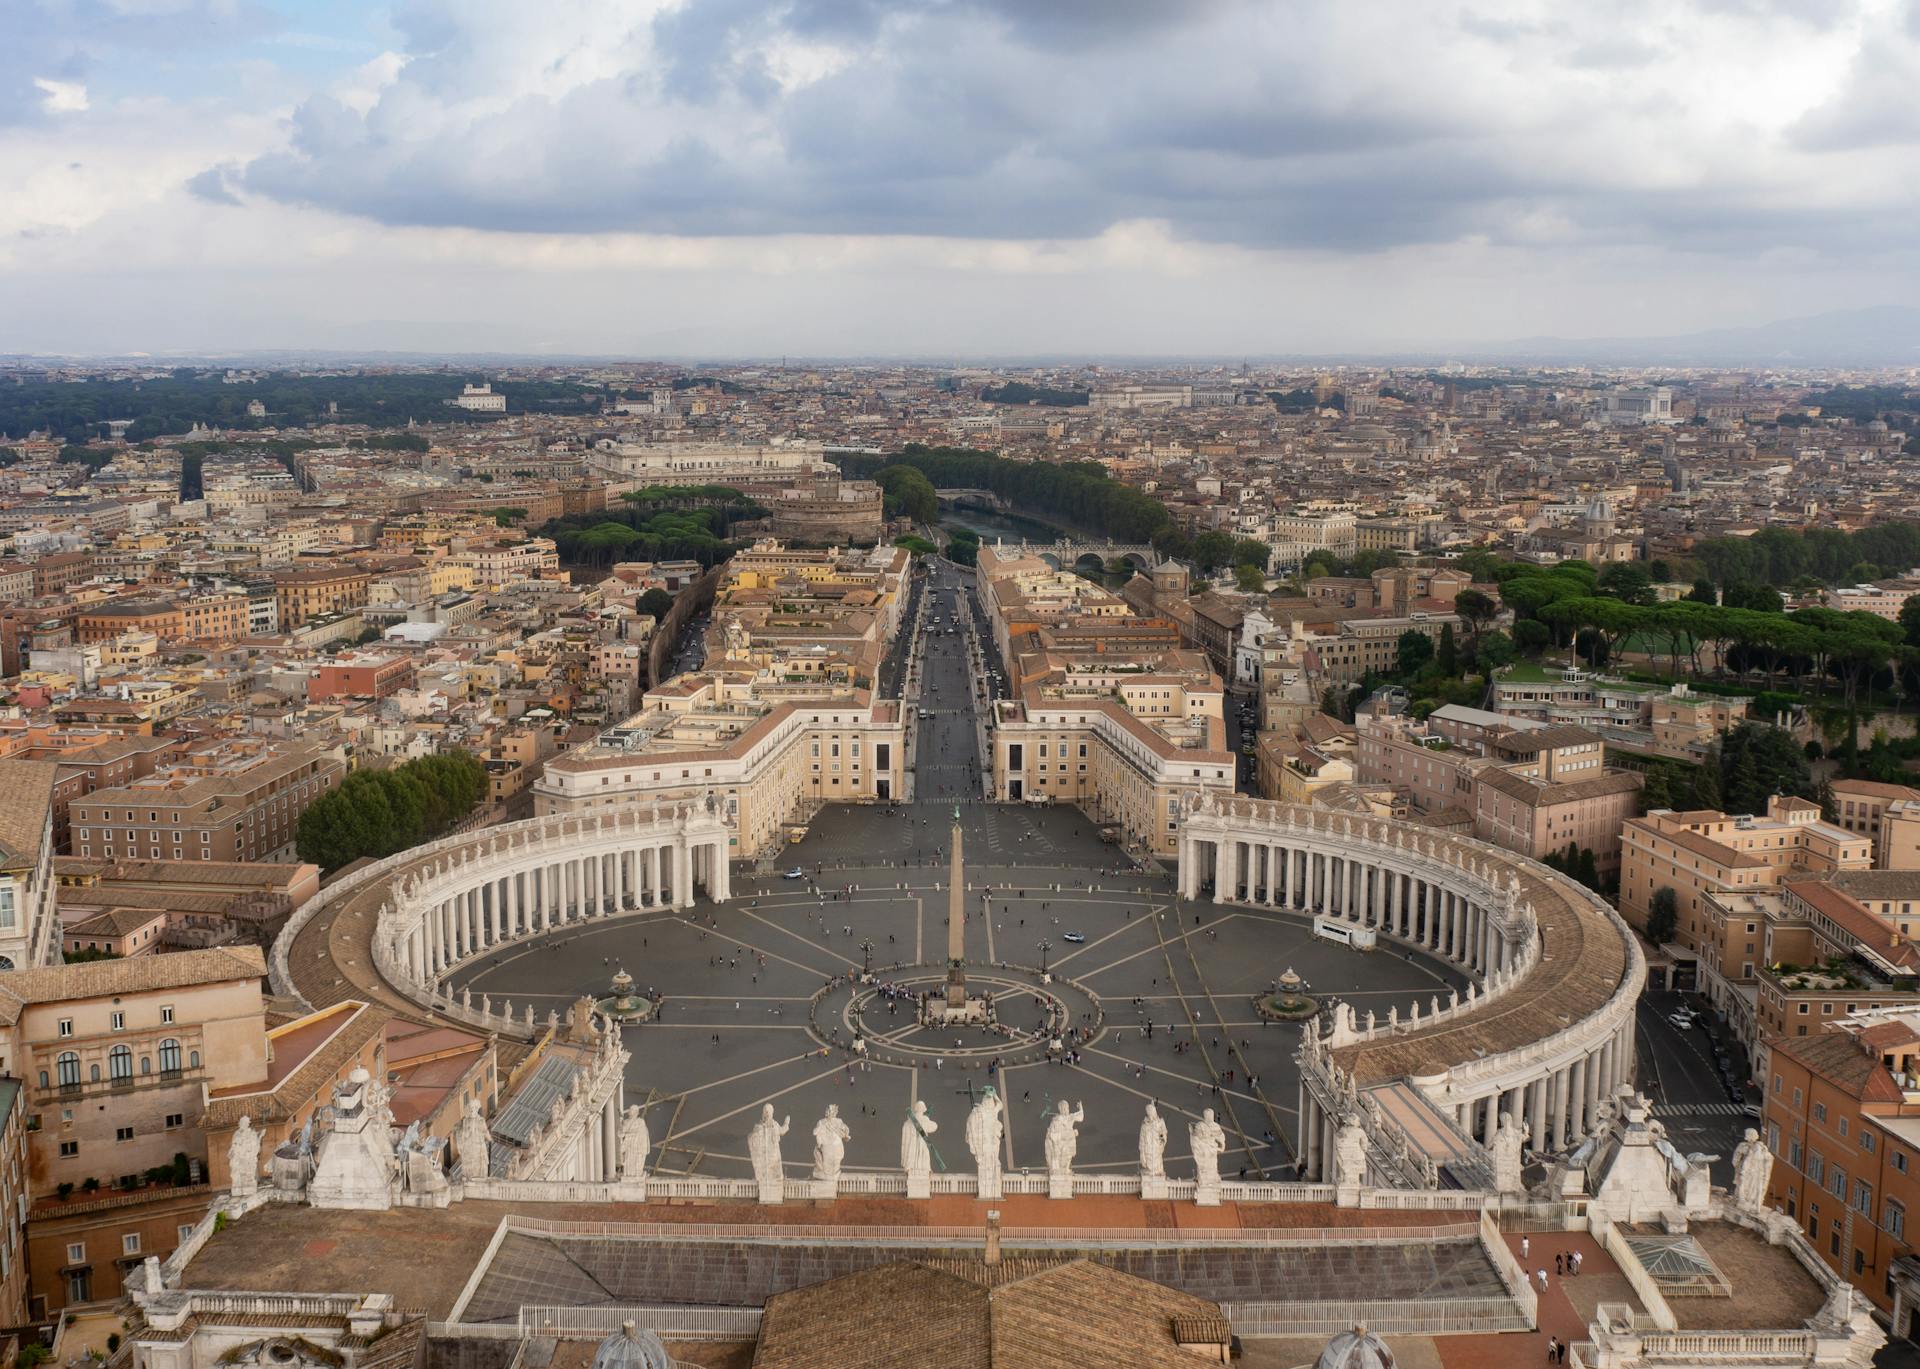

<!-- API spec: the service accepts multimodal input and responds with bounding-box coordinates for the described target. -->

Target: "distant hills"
[1447,306,1920,368]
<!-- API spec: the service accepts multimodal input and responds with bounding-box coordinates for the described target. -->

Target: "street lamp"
[1038,938,1052,977]
[860,938,875,979]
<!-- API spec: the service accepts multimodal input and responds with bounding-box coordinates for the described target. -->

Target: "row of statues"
[743,1092,1230,1198]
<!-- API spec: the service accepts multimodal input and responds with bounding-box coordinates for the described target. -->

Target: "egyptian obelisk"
[945,808,968,1009]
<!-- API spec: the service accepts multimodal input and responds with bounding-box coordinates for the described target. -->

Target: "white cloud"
[33,78,89,113]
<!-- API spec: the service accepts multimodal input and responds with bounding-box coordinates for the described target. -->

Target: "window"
[165,1113,182,1129]
[57,1019,73,1039]
[158,1039,181,1074]
[121,1233,139,1256]
[56,1052,80,1088]
[1858,1179,1874,1216]
[1814,1102,1828,1122]
[58,1141,77,1158]
[65,1243,84,1264]
[1890,1203,1906,1240]
[109,1045,131,1082]
[115,1126,133,1143]
[109,1011,124,1032]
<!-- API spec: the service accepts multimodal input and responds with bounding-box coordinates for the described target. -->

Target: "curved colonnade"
[1179,798,1644,1186]
[272,803,735,1040]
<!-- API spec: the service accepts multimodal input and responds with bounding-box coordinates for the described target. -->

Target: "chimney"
[984,1209,1001,1266]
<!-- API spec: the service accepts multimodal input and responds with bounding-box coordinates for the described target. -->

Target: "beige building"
[1621,798,1871,989]
[0,759,60,971]
[991,652,1233,856]
[69,743,344,865]
[1649,683,1751,760]
[0,948,270,1311]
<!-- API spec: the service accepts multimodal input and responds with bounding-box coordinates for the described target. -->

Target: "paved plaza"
[451,565,1469,1182]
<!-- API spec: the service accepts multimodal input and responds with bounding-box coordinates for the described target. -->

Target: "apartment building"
[271,565,371,629]
[0,760,60,971]
[0,1081,30,1324]
[992,653,1234,855]
[310,653,414,701]
[1,948,268,1312]
[1649,683,1752,760]
[1621,798,1871,989]
[1762,1013,1920,1320]
[69,743,344,865]
[536,687,906,856]
[1491,663,1663,736]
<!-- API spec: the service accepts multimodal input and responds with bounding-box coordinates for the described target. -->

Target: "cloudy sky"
[4,0,1919,358]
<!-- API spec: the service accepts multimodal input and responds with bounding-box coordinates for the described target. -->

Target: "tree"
[1598,561,1656,606]
[1716,722,1814,816]
[1513,619,1552,653]
[876,465,938,524]
[296,752,488,872]
[1232,538,1272,571]
[1233,562,1266,591]
[1647,887,1679,945]
[638,587,675,620]
[1474,630,1516,673]
[1395,628,1434,677]
[1454,589,1498,646]
[1900,593,1920,649]
[1437,623,1460,676]
[1192,531,1238,573]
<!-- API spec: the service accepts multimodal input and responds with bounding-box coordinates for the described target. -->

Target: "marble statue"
[748,1104,790,1201]
[1044,1099,1085,1197]
[901,1101,937,1181]
[229,1115,262,1198]
[1491,1111,1528,1194]
[454,1096,491,1183]
[619,1105,650,1181]
[966,1087,1005,1198]
[1138,1101,1168,1179]
[1190,1108,1226,1204]
[812,1105,851,1183]
[1731,1127,1774,1215]
[1333,1113,1369,1190]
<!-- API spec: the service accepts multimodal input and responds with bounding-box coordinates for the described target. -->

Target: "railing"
[1480,1208,1539,1327]
[174,1290,367,1318]
[1594,1217,1678,1332]
[1636,1330,1816,1358]
[517,1305,762,1339]
[487,1213,1484,1249]
[1220,1296,1531,1337]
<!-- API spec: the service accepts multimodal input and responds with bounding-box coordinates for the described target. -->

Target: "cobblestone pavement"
[452,567,1467,1182]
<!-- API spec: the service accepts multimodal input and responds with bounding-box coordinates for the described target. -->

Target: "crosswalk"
[1652,1102,1753,1117]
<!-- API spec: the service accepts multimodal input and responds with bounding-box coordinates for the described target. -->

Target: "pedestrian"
[1555,1253,1563,1277]
[1545,1338,1558,1364]
[1521,1236,1530,1261]
[1535,1268,1547,1292]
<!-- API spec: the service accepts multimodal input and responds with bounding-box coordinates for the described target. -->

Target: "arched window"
[189,1050,201,1070]
[109,1045,132,1081]
[57,1052,80,1087]
[37,1071,47,1089]
[140,1056,151,1075]
[158,1039,181,1074]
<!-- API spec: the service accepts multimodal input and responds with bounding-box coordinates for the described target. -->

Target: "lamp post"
[860,938,875,979]
[1038,938,1052,977]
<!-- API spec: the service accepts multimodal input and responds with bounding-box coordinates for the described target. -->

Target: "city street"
[1635,990,1760,1187]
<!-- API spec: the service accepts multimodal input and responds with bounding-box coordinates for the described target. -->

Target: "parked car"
[783,868,806,879]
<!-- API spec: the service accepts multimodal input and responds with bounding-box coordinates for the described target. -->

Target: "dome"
[590,1321,672,1369]
[1316,1324,1395,1369]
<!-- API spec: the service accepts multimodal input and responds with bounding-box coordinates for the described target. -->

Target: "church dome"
[1316,1324,1395,1369]
[590,1321,672,1369]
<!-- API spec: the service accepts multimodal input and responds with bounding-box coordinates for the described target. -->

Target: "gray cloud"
[202,0,1920,260]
